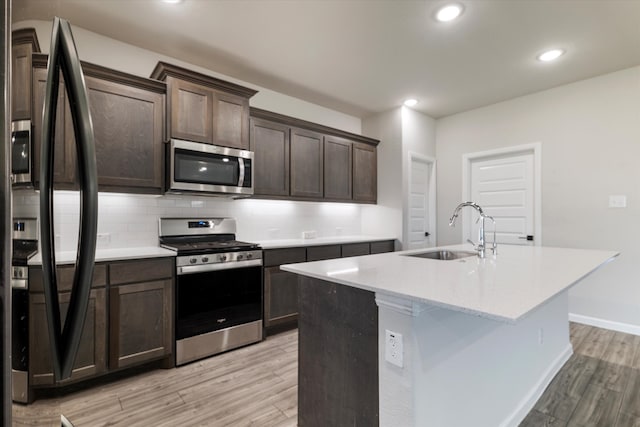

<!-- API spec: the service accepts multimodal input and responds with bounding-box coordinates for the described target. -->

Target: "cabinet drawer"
[370,240,395,254]
[263,248,307,267]
[341,243,370,258]
[109,258,174,285]
[29,264,107,293]
[306,245,341,262]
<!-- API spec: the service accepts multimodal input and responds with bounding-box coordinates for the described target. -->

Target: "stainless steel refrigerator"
[2,0,12,424]
[2,12,98,426]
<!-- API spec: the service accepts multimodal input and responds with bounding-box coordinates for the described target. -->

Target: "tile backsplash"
[13,190,362,251]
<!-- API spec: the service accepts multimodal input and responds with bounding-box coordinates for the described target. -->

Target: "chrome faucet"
[449,202,497,258]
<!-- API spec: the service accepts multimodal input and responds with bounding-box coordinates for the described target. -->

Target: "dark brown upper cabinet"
[32,66,77,190]
[12,28,40,121]
[324,135,353,201]
[353,142,377,203]
[32,54,166,194]
[290,127,324,199]
[150,62,257,150]
[249,108,379,204]
[250,117,290,197]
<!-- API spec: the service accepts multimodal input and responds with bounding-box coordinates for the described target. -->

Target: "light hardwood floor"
[13,323,640,426]
[12,329,298,427]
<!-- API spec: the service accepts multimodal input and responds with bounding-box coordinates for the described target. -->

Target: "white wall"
[436,66,640,328]
[362,107,436,248]
[13,20,368,246]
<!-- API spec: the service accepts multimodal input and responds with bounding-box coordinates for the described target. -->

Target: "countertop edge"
[28,246,177,265]
[257,235,396,249]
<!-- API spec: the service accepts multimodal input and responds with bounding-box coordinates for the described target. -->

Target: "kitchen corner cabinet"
[249,108,379,204]
[27,257,174,396]
[353,142,377,203]
[109,259,173,370]
[150,62,257,150]
[12,28,40,121]
[32,54,166,194]
[263,240,395,334]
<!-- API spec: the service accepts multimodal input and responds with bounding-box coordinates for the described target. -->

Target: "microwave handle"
[238,158,245,187]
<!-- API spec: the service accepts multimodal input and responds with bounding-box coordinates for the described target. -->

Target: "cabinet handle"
[40,17,98,381]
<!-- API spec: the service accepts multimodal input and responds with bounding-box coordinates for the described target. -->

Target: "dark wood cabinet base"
[298,276,379,426]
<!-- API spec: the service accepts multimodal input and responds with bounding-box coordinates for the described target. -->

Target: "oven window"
[176,265,262,340]
[12,130,30,174]
[174,148,240,186]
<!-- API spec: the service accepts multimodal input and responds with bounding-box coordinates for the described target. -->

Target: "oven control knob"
[237,254,244,260]
[190,258,197,264]
[201,257,209,263]
[246,253,253,259]
[218,255,227,262]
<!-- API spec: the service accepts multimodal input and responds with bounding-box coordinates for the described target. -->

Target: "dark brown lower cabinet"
[27,257,175,400]
[29,288,107,386]
[263,240,395,335]
[110,279,173,370]
[264,266,299,328]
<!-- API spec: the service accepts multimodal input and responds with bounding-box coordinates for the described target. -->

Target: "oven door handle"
[177,259,262,275]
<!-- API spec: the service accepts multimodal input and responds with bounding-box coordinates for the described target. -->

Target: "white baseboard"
[569,313,640,336]
[501,344,573,427]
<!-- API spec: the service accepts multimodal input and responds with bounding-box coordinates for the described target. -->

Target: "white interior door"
[468,151,536,246]
[406,154,435,250]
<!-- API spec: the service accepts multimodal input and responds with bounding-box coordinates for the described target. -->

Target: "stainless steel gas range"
[159,218,263,366]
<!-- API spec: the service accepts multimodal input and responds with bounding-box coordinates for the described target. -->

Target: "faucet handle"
[466,239,478,250]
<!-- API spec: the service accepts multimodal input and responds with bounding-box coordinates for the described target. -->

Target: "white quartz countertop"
[28,246,176,265]
[281,244,619,323]
[256,235,396,249]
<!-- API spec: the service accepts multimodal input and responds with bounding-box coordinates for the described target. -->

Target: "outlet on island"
[385,329,404,368]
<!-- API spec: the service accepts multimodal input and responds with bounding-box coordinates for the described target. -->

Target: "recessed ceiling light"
[537,49,565,62]
[404,99,418,107]
[162,0,183,4]
[435,4,464,22]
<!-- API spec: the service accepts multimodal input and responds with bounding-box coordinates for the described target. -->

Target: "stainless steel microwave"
[11,120,32,186]
[166,139,254,197]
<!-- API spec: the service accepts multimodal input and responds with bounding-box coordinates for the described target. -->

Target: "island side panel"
[298,275,379,427]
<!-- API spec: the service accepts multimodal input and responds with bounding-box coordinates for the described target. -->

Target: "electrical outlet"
[385,330,404,368]
[302,230,317,239]
[97,233,111,247]
[609,195,627,208]
[538,327,544,345]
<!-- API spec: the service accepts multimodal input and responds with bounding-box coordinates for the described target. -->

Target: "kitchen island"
[281,244,618,427]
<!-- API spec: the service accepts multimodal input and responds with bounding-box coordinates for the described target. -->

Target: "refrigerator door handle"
[40,17,98,381]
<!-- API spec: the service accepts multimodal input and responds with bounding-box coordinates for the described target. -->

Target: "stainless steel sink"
[404,250,477,261]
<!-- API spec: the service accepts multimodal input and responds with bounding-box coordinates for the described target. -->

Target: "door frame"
[404,151,436,249]
[461,142,542,246]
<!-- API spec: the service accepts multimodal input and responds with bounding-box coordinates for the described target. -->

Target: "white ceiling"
[14,0,640,119]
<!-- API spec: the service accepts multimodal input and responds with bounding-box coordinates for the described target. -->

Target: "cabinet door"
[264,266,299,328]
[250,118,290,196]
[290,128,323,199]
[342,243,370,258]
[370,240,395,254]
[29,289,107,386]
[213,91,250,150]
[110,279,173,370]
[12,43,33,120]
[168,77,213,144]
[324,136,352,201]
[32,68,77,189]
[353,142,377,203]
[85,76,164,193]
